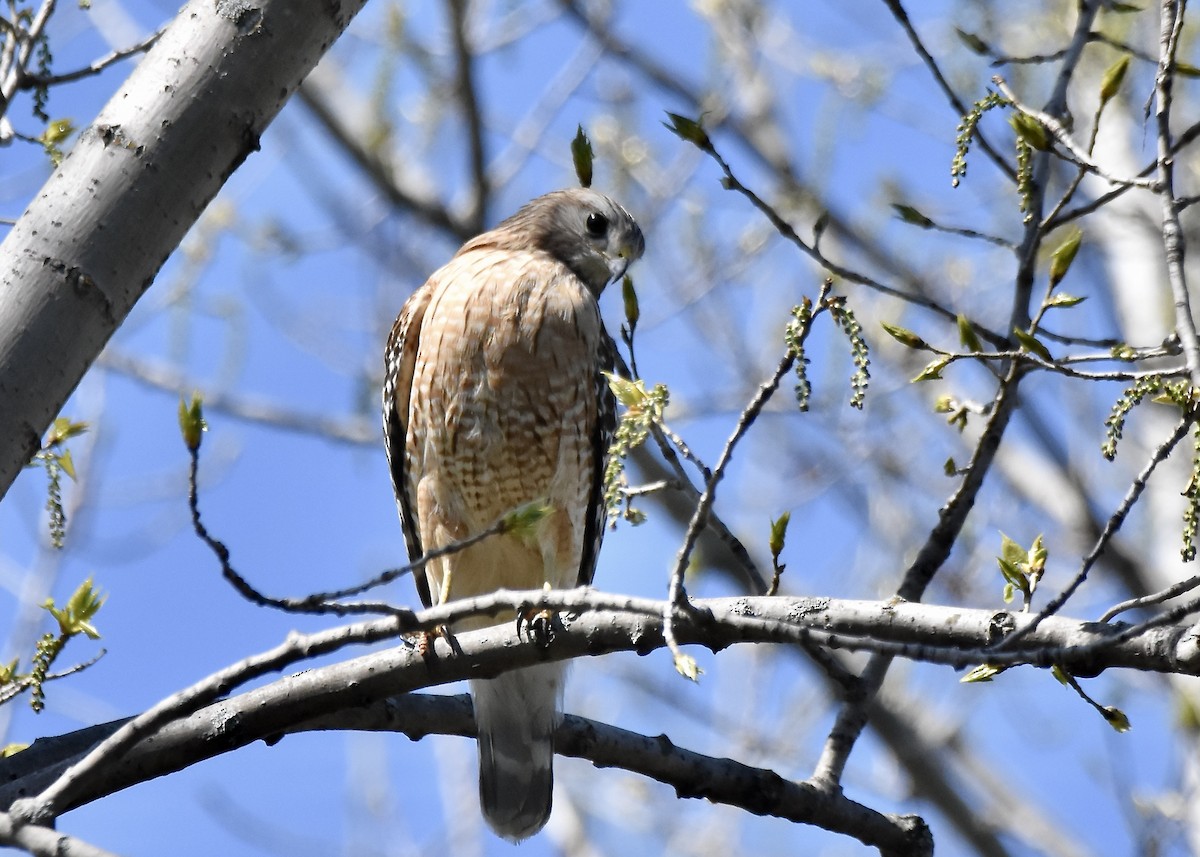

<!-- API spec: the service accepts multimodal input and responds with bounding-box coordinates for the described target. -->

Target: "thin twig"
[1098,572,1200,623]
[881,0,1017,184]
[707,144,1011,349]
[446,0,488,233]
[187,438,542,617]
[663,283,832,671]
[994,75,1160,192]
[992,414,1193,651]
[18,28,161,88]
[0,650,106,707]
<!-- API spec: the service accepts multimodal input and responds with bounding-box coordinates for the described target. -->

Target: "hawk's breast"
[407,249,603,533]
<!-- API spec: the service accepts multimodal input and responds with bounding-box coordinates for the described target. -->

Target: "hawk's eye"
[585,212,609,238]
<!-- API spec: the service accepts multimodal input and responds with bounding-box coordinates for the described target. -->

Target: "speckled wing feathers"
[382,280,433,607]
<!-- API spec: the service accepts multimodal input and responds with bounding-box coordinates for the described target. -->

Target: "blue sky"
[0,2,1189,855]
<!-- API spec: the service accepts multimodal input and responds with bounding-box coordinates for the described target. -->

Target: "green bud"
[892,204,934,228]
[178,393,207,452]
[571,125,594,189]
[1013,327,1052,360]
[1009,112,1051,151]
[881,321,930,351]
[663,112,713,151]
[768,512,791,560]
[957,314,983,353]
[622,275,639,329]
[1049,229,1082,287]
[1100,55,1131,104]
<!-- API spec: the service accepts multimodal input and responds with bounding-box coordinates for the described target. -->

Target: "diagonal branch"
[0,0,372,502]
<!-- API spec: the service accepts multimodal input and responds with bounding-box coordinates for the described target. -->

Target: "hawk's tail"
[471,662,563,842]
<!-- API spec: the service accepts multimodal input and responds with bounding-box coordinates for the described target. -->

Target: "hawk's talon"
[415,625,451,658]
[516,604,557,648]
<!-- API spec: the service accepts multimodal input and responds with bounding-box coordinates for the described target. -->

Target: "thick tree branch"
[0,0,369,501]
[0,691,931,857]
[1,589,1193,852]
[0,811,120,857]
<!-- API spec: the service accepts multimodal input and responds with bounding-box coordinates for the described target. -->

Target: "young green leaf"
[622,275,640,329]
[673,652,703,682]
[40,118,75,145]
[1102,706,1132,732]
[769,512,791,560]
[1048,229,1082,287]
[57,448,77,482]
[606,373,648,408]
[502,501,553,542]
[1009,112,1051,151]
[999,532,1028,567]
[45,417,89,446]
[957,314,983,353]
[1100,55,1131,104]
[1013,327,1052,361]
[954,28,990,55]
[961,663,1006,683]
[571,125,594,188]
[178,393,207,451]
[892,204,934,228]
[913,357,950,382]
[880,321,930,351]
[663,112,713,151]
[44,577,105,640]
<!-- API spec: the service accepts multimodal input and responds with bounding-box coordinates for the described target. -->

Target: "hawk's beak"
[609,255,631,283]
[609,237,643,282]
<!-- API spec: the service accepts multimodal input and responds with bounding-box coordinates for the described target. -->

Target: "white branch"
[0,0,369,500]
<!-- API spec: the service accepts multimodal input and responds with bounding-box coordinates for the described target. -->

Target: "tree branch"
[0,0,370,500]
[2,589,1194,851]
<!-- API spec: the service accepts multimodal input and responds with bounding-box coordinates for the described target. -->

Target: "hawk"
[382,188,645,841]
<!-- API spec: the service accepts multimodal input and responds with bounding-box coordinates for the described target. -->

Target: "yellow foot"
[415,625,450,658]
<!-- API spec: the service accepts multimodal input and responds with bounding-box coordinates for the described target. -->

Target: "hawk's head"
[497,188,645,296]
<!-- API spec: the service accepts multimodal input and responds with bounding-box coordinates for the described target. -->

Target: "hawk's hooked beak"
[608,255,631,283]
[608,237,643,283]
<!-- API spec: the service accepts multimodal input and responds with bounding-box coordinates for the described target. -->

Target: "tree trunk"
[0,0,367,500]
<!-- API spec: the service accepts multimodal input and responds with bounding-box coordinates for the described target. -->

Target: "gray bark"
[0,0,367,500]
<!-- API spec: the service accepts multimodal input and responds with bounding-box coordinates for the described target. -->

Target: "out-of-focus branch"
[557,0,963,332]
[446,0,488,233]
[881,0,1016,184]
[98,349,376,446]
[297,61,472,242]
[811,0,1104,793]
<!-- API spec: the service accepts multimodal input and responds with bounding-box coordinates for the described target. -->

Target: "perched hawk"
[382,188,645,841]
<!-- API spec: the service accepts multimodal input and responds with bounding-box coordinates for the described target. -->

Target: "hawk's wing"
[383,281,434,609]
[577,331,618,587]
